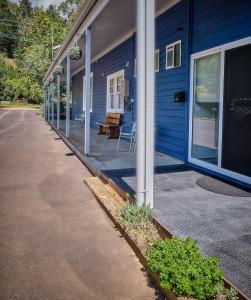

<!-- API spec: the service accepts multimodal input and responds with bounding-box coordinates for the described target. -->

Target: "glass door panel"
[191,53,221,165]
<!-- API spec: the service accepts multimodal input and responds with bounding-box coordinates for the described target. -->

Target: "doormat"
[196,176,251,197]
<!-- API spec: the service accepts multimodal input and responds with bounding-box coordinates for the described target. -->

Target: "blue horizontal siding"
[192,0,251,53]
[71,0,189,161]
[154,0,189,160]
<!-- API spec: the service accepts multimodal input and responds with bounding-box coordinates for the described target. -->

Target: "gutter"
[43,0,97,82]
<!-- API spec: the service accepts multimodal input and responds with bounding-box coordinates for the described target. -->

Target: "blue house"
[44,0,251,202]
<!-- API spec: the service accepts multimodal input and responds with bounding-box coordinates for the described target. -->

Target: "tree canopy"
[0,0,85,103]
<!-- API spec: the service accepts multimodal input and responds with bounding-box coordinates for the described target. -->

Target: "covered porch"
[56,119,184,171]
[43,0,251,298]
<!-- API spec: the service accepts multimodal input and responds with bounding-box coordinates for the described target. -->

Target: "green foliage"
[146,237,224,300]
[121,202,152,226]
[215,284,239,300]
[120,202,159,249]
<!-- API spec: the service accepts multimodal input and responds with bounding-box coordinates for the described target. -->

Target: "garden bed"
[84,177,236,300]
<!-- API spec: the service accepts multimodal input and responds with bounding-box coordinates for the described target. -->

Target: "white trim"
[71,30,134,77]
[56,0,181,79]
[45,0,110,80]
[106,69,125,113]
[155,49,160,72]
[188,36,251,185]
[166,40,181,70]
[134,58,137,78]
[191,36,251,59]
[83,72,93,112]
[134,49,159,77]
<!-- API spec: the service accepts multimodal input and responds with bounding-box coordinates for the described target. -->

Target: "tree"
[19,0,32,18]
[46,4,60,19]
[0,0,19,57]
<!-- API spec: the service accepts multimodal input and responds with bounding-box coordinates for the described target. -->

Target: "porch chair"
[74,111,85,126]
[117,122,137,151]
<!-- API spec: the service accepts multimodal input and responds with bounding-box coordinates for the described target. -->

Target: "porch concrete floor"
[57,119,183,171]
[55,119,251,298]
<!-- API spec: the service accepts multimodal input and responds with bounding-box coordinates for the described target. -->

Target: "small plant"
[215,284,239,300]
[120,202,159,249]
[69,46,82,60]
[146,237,224,300]
[120,202,152,226]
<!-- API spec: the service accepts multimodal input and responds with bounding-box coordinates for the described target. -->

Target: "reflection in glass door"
[190,39,251,185]
[191,52,221,165]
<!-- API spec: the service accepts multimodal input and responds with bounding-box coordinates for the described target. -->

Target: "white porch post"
[136,0,155,208]
[51,84,55,124]
[48,85,51,121]
[44,88,46,120]
[66,54,71,138]
[84,28,91,155]
[57,74,60,130]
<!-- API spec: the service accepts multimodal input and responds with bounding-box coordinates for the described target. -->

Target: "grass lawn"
[0,101,40,109]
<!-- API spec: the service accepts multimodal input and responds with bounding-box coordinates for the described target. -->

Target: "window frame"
[106,69,125,113]
[166,40,182,70]
[155,49,160,72]
[83,72,93,112]
[134,49,160,77]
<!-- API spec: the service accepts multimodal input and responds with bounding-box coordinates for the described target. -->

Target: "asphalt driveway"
[0,109,156,300]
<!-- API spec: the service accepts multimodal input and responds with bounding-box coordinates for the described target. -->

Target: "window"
[166,40,181,69]
[134,49,160,77]
[83,72,93,112]
[134,58,137,78]
[155,49,160,72]
[107,69,125,113]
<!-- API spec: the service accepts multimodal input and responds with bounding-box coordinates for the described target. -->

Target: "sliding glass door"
[189,39,251,184]
[191,52,221,165]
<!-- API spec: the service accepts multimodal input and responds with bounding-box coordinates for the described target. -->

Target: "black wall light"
[174,91,186,102]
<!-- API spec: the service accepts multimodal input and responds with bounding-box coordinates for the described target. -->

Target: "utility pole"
[51,24,54,61]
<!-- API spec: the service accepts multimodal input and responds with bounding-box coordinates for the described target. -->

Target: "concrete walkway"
[0,110,157,300]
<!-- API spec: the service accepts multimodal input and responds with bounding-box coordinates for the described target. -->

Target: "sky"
[12,0,64,8]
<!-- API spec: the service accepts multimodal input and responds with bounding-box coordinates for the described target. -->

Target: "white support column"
[44,88,46,120]
[66,54,71,138]
[51,84,55,124]
[136,0,155,208]
[84,28,91,155]
[48,85,51,121]
[57,74,60,130]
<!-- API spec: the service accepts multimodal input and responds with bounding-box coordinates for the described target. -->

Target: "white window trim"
[134,50,159,77]
[188,36,251,185]
[166,40,181,70]
[83,72,93,112]
[155,49,160,72]
[134,58,137,78]
[106,69,125,113]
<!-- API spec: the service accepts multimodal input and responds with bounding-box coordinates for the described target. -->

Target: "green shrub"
[120,202,152,226]
[146,237,223,300]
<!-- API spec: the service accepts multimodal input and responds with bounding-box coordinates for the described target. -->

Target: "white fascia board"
[71,0,181,78]
[45,0,110,81]
[46,0,181,80]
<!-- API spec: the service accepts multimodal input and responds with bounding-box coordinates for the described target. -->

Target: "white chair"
[117,122,137,151]
[74,112,85,126]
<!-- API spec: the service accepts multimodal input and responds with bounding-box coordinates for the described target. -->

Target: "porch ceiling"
[59,0,179,81]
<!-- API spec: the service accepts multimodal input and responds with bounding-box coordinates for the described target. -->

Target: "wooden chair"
[96,113,121,139]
